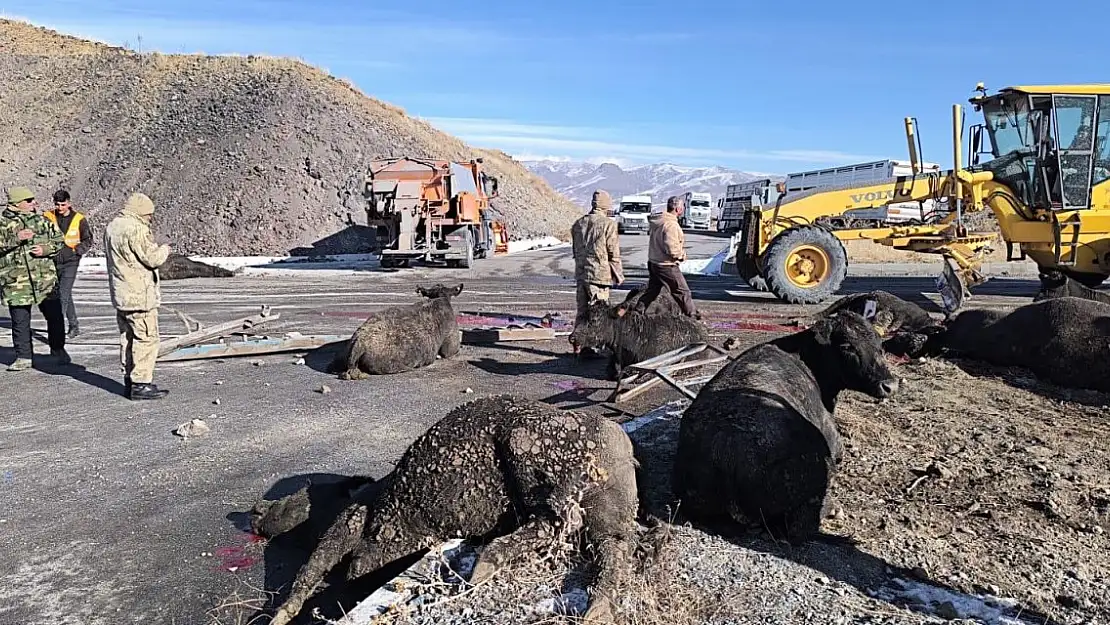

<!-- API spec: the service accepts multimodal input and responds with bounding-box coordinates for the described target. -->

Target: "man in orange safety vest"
[43,189,92,338]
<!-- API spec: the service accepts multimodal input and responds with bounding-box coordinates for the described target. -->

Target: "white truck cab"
[616,194,652,234]
[678,191,712,230]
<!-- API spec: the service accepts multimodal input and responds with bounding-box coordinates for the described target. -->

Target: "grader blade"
[936,257,969,317]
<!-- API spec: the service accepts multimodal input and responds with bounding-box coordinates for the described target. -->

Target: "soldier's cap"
[6,187,34,205]
[124,192,155,216]
[591,189,612,211]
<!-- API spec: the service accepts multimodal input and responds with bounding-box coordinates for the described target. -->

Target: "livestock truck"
[678,191,713,230]
[362,157,508,269]
[616,194,652,234]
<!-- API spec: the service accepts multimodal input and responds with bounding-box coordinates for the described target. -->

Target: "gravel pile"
[0,19,582,256]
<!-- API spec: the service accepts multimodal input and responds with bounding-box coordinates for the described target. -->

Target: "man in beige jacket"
[104,193,171,400]
[571,189,623,323]
[638,195,699,318]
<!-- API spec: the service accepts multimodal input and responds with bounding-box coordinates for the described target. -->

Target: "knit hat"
[591,189,612,212]
[124,192,155,216]
[6,187,34,205]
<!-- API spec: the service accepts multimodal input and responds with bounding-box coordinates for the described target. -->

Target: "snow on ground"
[74,237,568,276]
[680,245,730,276]
[872,578,1029,624]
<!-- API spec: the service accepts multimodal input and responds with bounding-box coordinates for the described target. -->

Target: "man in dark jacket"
[43,189,91,338]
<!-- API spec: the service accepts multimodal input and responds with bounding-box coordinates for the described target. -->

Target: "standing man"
[0,187,69,371]
[571,189,623,324]
[638,195,700,318]
[44,189,92,338]
[104,192,171,400]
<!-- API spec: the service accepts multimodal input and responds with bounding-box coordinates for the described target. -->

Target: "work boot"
[7,358,32,372]
[67,326,80,339]
[129,383,169,401]
[51,348,71,365]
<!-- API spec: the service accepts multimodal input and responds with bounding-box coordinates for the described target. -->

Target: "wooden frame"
[611,342,731,403]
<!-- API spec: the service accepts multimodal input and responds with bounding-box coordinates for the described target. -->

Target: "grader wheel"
[763,226,848,304]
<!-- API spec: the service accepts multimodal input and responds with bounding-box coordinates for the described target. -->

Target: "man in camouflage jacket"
[0,187,70,371]
[104,192,172,400]
[571,189,623,324]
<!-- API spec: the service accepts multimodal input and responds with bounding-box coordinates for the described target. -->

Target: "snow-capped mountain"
[521,160,778,211]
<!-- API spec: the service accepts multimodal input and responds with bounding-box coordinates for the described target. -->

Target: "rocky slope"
[0,19,580,256]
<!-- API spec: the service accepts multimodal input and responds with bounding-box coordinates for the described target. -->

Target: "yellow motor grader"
[733,83,1110,313]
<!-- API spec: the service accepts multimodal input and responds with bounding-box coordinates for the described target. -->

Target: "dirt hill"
[0,19,582,256]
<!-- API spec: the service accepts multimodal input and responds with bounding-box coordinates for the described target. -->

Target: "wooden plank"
[461,327,557,343]
[612,375,665,403]
[660,355,729,374]
[157,310,280,357]
[628,343,709,371]
[658,370,698,400]
[158,334,347,361]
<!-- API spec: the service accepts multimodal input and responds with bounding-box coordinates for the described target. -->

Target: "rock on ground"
[0,19,582,257]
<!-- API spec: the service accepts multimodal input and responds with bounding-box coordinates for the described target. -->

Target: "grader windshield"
[976,88,1110,211]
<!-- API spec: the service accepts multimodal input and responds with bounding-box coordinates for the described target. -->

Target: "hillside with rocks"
[0,19,580,256]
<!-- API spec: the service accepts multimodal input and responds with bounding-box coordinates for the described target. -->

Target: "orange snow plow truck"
[362,157,509,268]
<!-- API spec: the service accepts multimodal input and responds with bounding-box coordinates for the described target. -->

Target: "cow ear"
[812,318,834,345]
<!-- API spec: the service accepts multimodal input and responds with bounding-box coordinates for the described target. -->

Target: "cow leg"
[346,531,440,581]
[581,537,632,624]
[469,518,562,584]
[439,327,461,358]
[268,503,368,625]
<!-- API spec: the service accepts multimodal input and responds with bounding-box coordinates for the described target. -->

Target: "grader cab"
[363,157,509,269]
[732,83,1110,313]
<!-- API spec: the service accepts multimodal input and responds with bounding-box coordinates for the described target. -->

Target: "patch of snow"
[621,399,690,433]
[680,245,730,276]
[75,236,567,276]
[530,587,590,616]
[872,578,1030,624]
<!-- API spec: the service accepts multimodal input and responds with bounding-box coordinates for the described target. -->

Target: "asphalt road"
[0,232,1046,625]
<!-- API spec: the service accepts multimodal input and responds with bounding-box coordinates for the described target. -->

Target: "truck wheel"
[459,228,475,269]
[763,226,847,304]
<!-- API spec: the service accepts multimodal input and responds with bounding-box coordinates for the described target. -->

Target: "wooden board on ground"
[156,306,279,357]
[612,342,731,403]
[158,333,347,361]
[461,327,562,343]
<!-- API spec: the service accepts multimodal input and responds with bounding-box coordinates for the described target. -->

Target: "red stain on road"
[210,532,264,573]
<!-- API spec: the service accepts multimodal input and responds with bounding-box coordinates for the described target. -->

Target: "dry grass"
[205,578,278,625]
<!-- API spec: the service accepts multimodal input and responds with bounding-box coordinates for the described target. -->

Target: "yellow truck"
[733,84,1110,313]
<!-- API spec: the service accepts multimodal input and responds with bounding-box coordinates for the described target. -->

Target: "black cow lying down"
[673,310,900,543]
[328,283,463,378]
[263,395,639,625]
[569,298,709,381]
[620,284,681,316]
[933,296,1110,393]
[158,254,238,280]
[800,290,943,358]
[1034,268,1110,305]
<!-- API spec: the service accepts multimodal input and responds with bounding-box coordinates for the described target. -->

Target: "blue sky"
[4,0,1107,174]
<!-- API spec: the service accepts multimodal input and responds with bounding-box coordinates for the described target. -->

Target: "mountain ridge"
[522,159,782,210]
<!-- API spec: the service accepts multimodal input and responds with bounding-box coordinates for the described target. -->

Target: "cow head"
[416,283,465,299]
[1034,268,1068,302]
[811,311,899,399]
[568,299,619,354]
